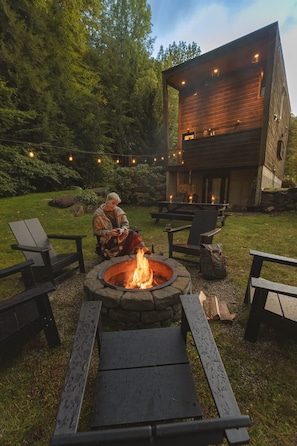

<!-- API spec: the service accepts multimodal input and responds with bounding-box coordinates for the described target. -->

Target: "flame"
[126,248,153,289]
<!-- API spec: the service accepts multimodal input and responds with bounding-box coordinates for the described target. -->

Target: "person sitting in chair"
[93,192,149,258]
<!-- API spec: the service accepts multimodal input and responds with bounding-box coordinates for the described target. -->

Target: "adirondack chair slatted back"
[187,210,219,245]
[9,218,56,266]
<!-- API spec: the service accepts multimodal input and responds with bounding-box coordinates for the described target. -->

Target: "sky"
[148,0,297,116]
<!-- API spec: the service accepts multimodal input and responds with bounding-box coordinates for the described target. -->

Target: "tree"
[156,41,201,154]
[0,0,106,185]
[156,41,201,68]
[284,114,297,186]
[92,0,159,157]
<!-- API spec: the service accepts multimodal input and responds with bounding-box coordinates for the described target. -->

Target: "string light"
[0,136,168,165]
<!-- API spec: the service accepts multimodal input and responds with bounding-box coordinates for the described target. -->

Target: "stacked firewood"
[199,291,235,323]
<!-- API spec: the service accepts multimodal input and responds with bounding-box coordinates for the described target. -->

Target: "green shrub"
[0,145,83,197]
[77,189,99,206]
[109,164,166,205]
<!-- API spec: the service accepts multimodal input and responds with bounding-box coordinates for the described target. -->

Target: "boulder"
[48,195,77,208]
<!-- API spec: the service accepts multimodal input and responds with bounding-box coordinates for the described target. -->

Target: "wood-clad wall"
[264,36,290,178]
[179,65,265,169]
[182,129,261,169]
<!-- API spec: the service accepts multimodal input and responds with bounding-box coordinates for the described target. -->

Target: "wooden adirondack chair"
[9,218,86,285]
[50,296,250,446]
[243,250,297,342]
[0,259,60,360]
[165,210,221,263]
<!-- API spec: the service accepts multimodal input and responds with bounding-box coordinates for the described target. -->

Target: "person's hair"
[106,192,121,203]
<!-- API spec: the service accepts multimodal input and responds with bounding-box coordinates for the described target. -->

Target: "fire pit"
[84,254,192,329]
[99,249,177,291]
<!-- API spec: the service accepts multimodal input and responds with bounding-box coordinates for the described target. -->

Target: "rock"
[48,195,77,208]
[265,205,276,212]
[73,204,85,217]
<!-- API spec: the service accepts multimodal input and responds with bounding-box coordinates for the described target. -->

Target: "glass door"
[203,176,229,203]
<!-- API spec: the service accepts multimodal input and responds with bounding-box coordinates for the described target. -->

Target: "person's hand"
[111,228,123,236]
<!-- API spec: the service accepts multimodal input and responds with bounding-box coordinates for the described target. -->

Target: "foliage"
[155,41,201,152]
[92,0,162,156]
[108,163,166,204]
[0,144,82,197]
[156,40,201,67]
[0,0,172,189]
[76,189,99,207]
[0,0,105,179]
[284,115,297,186]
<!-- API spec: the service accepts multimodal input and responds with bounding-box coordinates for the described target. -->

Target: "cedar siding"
[162,22,290,209]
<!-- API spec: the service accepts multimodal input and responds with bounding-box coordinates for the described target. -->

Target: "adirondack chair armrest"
[47,234,86,241]
[52,301,102,437]
[47,235,86,256]
[180,294,250,445]
[0,281,55,312]
[11,243,50,254]
[200,227,221,242]
[249,249,297,267]
[0,259,34,279]
[244,250,297,305]
[251,277,297,297]
[164,224,192,234]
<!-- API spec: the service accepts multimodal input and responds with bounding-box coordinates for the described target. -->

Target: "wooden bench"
[50,295,250,445]
[150,210,228,226]
[0,260,60,359]
[150,211,194,224]
[244,250,297,342]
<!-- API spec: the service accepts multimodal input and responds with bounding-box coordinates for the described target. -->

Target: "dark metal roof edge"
[162,22,279,77]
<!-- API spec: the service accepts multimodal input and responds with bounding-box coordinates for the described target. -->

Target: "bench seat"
[150,212,227,226]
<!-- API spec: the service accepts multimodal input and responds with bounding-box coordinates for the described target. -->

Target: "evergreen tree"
[92,0,160,158]
[156,41,201,154]
[284,115,297,186]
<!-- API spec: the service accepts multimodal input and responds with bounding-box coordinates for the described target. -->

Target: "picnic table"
[150,201,229,226]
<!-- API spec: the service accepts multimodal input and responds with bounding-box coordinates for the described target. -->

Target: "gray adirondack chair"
[9,218,86,285]
[166,210,221,263]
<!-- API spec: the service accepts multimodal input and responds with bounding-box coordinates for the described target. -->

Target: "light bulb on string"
[68,154,73,162]
[28,150,35,158]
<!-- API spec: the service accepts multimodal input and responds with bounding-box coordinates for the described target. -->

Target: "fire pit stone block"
[121,291,154,311]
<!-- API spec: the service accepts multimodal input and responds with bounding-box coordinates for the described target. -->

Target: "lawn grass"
[0,191,297,445]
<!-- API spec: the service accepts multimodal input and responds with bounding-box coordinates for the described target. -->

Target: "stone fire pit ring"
[84,254,192,329]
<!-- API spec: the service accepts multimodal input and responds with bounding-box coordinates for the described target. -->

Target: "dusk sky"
[148,0,297,116]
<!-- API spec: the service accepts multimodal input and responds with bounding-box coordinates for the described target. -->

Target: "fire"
[125,248,153,289]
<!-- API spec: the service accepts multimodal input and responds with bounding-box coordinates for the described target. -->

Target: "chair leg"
[167,232,173,257]
[244,287,268,342]
[36,292,61,348]
[76,239,85,273]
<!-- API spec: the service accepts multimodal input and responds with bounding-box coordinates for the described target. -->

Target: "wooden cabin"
[162,22,291,210]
